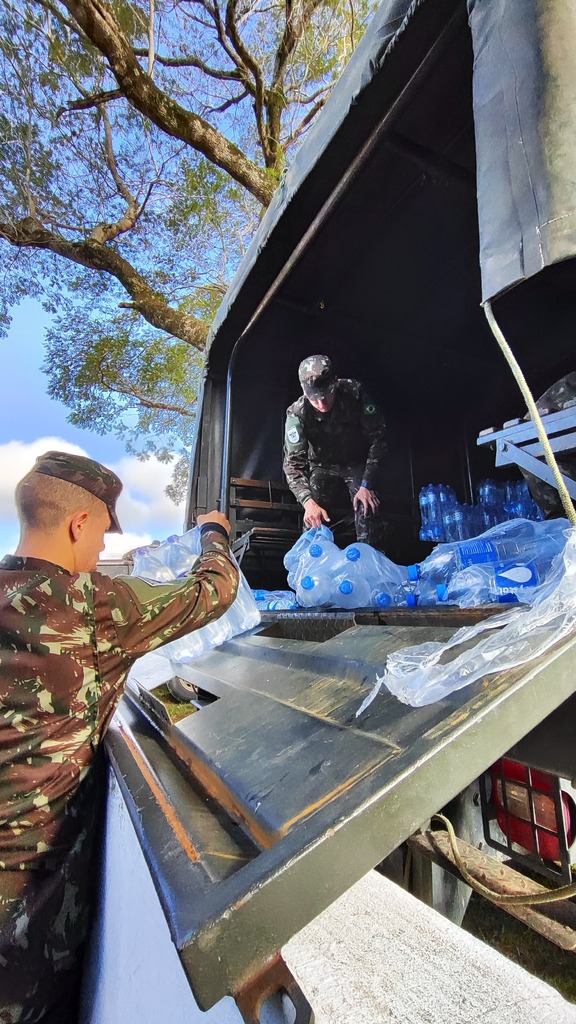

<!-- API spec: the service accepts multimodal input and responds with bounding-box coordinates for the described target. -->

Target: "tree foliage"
[0,0,376,490]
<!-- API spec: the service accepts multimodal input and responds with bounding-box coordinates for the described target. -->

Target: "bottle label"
[458,539,498,565]
[494,561,538,591]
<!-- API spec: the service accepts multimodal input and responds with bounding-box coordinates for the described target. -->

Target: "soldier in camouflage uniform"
[283,355,387,546]
[0,451,238,1023]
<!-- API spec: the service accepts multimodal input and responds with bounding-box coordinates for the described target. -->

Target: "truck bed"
[108,608,576,1009]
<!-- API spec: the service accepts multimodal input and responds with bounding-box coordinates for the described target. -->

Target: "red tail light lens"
[490,758,575,862]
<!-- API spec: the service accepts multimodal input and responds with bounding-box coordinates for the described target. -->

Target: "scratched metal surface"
[108,614,576,1009]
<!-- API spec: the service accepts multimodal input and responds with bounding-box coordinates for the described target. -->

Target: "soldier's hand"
[196,511,232,535]
[353,486,380,516]
[303,498,331,528]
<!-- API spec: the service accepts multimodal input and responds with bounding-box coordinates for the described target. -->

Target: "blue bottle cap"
[301,576,314,590]
[309,543,322,557]
[436,584,448,601]
[375,592,391,608]
[407,564,420,582]
[253,590,266,600]
[339,580,353,595]
[406,594,418,607]
[166,534,178,543]
[346,547,360,561]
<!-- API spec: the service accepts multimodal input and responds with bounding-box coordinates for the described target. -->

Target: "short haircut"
[16,471,107,532]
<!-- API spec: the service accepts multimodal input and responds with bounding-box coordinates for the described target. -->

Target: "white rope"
[483,301,576,528]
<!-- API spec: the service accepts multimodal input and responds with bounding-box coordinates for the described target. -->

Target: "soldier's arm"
[283,410,313,505]
[359,389,387,490]
[106,524,239,656]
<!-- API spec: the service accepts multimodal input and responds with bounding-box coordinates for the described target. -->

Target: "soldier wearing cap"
[284,356,387,545]
[0,451,238,1022]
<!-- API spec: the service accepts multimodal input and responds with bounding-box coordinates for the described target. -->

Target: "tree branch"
[205,88,248,114]
[0,216,209,349]
[59,0,274,206]
[97,366,194,417]
[224,0,269,163]
[284,94,328,148]
[56,88,123,118]
[132,47,243,82]
[89,107,140,242]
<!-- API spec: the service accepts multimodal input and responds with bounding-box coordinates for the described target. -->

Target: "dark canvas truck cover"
[187,0,576,535]
[107,0,576,1013]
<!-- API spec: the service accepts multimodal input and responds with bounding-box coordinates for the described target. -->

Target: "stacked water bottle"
[131,527,261,662]
[282,525,412,609]
[419,479,544,543]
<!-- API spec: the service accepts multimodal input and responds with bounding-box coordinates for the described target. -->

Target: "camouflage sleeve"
[283,409,312,505]
[359,388,387,490]
[106,526,239,657]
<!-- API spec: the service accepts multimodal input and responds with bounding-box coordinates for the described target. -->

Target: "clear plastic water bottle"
[443,503,466,543]
[419,485,439,541]
[178,526,202,554]
[252,589,298,610]
[331,575,371,609]
[439,559,547,607]
[288,538,341,589]
[284,526,334,573]
[161,535,199,576]
[284,528,316,573]
[131,547,174,583]
[296,573,333,608]
[342,543,406,590]
[419,484,455,542]
[408,518,569,588]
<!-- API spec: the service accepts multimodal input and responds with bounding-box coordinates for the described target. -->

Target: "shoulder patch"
[364,402,376,415]
[287,426,300,444]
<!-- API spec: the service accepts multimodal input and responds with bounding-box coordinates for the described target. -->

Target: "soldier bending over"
[283,355,387,546]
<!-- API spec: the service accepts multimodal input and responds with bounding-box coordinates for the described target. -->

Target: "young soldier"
[0,451,238,1023]
[283,355,387,546]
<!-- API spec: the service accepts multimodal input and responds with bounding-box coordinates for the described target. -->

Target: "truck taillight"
[482,758,576,879]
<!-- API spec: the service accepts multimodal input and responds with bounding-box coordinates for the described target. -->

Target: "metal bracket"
[494,440,576,500]
[234,954,315,1024]
[477,406,576,500]
[231,528,255,565]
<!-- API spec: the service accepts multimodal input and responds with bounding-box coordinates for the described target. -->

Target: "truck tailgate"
[108,610,576,1008]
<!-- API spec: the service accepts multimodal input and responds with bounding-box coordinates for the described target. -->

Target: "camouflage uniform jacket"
[283,379,387,505]
[0,525,238,873]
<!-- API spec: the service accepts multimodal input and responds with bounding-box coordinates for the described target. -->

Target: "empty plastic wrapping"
[379,525,576,707]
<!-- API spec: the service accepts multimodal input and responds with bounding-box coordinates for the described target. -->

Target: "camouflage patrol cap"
[33,451,123,533]
[298,355,337,399]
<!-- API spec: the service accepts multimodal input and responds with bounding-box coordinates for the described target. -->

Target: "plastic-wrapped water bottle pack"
[130,527,261,662]
[408,517,570,607]
[283,518,571,611]
[283,527,411,610]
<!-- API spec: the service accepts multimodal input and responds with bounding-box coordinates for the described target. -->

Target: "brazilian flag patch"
[364,403,376,415]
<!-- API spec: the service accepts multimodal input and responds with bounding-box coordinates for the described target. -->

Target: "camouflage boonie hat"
[33,451,123,533]
[298,355,337,399]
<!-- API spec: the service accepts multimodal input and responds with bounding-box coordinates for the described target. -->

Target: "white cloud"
[102,530,154,560]
[0,437,87,520]
[108,455,184,534]
[0,438,186,554]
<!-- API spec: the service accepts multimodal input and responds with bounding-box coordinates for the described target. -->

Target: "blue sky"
[0,299,187,557]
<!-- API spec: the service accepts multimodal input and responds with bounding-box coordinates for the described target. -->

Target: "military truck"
[88,1,576,1020]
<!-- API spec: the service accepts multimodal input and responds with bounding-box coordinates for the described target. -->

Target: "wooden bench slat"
[230,477,290,490]
[230,498,301,512]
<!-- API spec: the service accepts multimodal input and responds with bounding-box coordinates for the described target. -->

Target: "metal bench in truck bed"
[103,608,576,1015]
